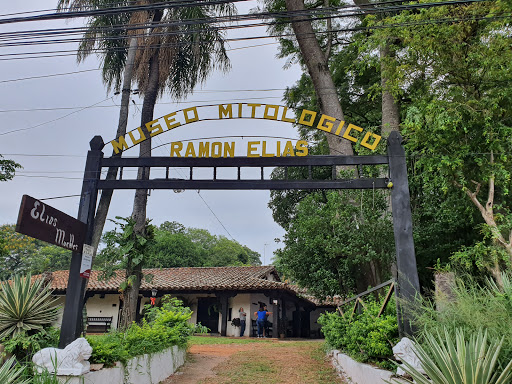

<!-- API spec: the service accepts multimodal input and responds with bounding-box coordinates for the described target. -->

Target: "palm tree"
[58,0,234,327]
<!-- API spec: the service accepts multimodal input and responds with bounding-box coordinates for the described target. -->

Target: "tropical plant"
[0,356,29,384]
[57,0,235,327]
[98,216,155,328]
[0,275,59,340]
[389,328,512,384]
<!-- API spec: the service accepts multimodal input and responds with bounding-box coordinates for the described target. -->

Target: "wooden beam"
[388,132,420,337]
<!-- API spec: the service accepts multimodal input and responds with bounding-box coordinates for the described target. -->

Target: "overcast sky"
[0,0,303,264]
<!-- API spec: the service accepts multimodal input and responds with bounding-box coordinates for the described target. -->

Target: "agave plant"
[390,327,512,384]
[0,356,29,384]
[0,275,59,340]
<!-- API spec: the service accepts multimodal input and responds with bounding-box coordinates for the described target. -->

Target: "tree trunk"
[119,46,160,330]
[284,0,353,158]
[380,42,400,137]
[92,37,139,251]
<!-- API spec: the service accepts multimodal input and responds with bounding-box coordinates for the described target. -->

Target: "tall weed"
[414,273,512,367]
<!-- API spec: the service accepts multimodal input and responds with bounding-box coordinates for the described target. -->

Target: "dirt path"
[163,343,253,384]
[162,338,342,384]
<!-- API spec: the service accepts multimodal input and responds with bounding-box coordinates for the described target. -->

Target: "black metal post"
[219,294,229,336]
[59,136,104,348]
[387,131,420,338]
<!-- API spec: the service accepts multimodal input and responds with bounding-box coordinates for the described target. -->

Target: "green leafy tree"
[274,190,394,298]
[0,155,21,182]
[0,225,72,280]
[362,0,512,285]
[98,216,155,329]
[96,221,261,269]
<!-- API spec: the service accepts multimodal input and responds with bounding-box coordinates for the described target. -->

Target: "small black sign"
[16,195,87,252]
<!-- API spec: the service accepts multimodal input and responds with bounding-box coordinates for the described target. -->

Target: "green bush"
[87,296,195,366]
[414,273,512,368]
[319,297,398,369]
[3,327,59,363]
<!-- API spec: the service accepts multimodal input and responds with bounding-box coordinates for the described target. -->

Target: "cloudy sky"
[0,0,303,264]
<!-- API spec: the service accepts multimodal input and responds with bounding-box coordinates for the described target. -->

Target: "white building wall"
[85,294,121,329]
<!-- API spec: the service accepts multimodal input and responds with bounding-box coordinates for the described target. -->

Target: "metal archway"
[59,131,419,347]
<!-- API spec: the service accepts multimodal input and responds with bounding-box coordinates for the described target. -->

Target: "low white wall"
[57,345,186,384]
[330,350,407,384]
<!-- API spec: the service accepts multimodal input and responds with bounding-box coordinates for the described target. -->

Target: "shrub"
[3,327,59,363]
[388,327,512,384]
[0,275,59,340]
[319,296,398,369]
[414,273,512,367]
[87,295,195,366]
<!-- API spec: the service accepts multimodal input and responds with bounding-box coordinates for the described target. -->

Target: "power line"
[195,190,235,239]
[0,68,100,84]
[0,97,112,136]
[0,12,505,62]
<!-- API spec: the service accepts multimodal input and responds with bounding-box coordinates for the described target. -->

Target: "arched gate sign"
[58,104,419,348]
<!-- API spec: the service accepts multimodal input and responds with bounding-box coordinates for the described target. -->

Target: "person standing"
[254,306,272,338]
[239,307,247,337]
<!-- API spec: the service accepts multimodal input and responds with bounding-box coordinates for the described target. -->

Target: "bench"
[86,316,113,333]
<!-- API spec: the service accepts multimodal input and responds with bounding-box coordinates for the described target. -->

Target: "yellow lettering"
[247,141,260,157]
[163,112,181,130]
[342,124,363,143]
[211,142,222,158]
[146,119,163,137]
[262,141,275,157]
[184,107,199,123]
[185,142,196,157]
[238,103,243,118]
[334,121,345,136]
[170,142,183,157]
[247,104,261,118]
[110,136,129,154]
[219,104,233,119]
[298,109,317,126]
[263,105,279,120]
[198,142,210,157]
[224,142,235,157]
[128,127,146,145]
[282,141,295,156]
[276,141,281,157]
[317,115,336,133]
[295,140,308,156]
[360,132,382,151]
[281,107,295,123]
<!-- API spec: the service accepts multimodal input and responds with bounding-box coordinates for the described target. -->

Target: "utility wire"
[0,97,112,136]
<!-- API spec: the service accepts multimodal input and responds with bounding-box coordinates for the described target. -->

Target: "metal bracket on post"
[387,131,420,338]
[59,136,104,348]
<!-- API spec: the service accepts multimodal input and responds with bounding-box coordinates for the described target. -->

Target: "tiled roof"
[46,266,291,293]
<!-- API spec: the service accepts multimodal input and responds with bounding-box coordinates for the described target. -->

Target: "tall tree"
[0,155,21,182]
[57,0,234,327]
[364,1,512,284]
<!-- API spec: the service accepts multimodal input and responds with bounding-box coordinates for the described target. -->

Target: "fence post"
[59,136,104,348]
[387,131,420,337]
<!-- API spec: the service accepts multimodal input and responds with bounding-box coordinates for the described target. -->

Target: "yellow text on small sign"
[110,103,381,154]
[169,140,309,158]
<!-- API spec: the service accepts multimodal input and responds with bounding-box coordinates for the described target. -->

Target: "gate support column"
[59,136,104,348]
[387,131,420,337]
